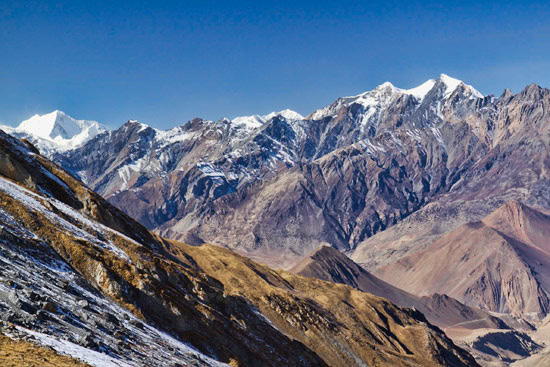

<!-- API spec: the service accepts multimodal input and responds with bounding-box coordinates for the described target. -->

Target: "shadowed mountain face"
[39,78,550,269]
[0,130,478,366]
[374,202,550,318]
[290,246,508,331]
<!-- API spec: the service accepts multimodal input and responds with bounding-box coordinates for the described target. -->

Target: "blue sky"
[1,0,549,129]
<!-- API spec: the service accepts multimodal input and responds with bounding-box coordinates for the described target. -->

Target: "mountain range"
[12,74,547,268]
[0,128,476,366]
[2,73,550,365]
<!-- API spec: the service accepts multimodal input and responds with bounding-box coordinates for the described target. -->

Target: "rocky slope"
[374,202,550,318]
[175,243,478,367]
[290,246,507,331]
[0,130,477,366]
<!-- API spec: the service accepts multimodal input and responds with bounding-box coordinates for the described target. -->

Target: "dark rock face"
[49,79,550,268]
[471,331,542,362]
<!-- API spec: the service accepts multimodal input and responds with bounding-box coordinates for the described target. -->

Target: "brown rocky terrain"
[291,246,507,331]
[174,243,478,367]
[374,202,550,318]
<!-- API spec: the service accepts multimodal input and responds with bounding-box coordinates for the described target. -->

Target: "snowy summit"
[308,74,484,120]
[232,109,304,129]
[3,110,108,155]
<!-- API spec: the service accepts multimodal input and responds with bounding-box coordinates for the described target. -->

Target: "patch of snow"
[430,127,445,147]
[403,79,436,101]
[0,124,15,134]
[20,329,136,367]
[155,126,199,146]
[197,163,225,177]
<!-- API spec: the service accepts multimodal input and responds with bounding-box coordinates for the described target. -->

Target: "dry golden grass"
[0,334,89,367]
[176,242,478,367]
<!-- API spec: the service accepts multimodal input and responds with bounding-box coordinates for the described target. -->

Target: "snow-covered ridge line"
[231,109,304,129]
[3,74,479,156]
[308,74,483,121]
[345,74,483,101]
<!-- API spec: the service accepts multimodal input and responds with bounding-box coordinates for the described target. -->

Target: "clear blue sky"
[1,0,549,129]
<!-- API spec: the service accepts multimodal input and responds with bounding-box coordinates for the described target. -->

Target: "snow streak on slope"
[0,176,130,261]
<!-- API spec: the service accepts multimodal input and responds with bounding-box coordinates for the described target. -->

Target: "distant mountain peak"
[231,109,303,129]
[376,81,397,90]
[436,73,483,99]
[11,110,108,154]
[309,73,483,121]
[264,109,304,121]
[16,110,106,140]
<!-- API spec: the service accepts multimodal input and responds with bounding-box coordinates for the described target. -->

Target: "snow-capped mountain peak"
[376,81,397,90]
[264,109,304,121]
[402,79,437,101]
[392,74,483,101]
[308,74,484,120]
[10,110,108,155]
[231,114,266,129]
[439,73,462,94]
[16,110,103,140]
[435,73,478,98]
[231,109,304,129]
